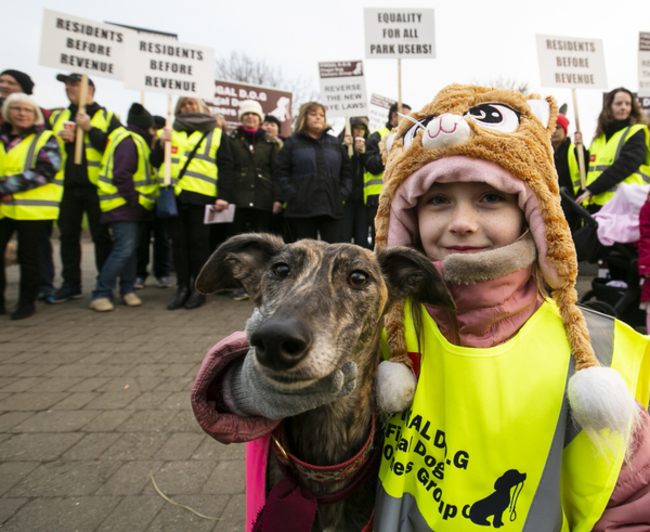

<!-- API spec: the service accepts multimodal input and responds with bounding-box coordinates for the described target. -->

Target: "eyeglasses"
[9,106,36,114]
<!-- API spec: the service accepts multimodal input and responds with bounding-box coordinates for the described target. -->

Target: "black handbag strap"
[177,130,209,181]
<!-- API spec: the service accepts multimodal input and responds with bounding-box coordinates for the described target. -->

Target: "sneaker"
[122,293,143,307]
[156,276,171,288]
[134,277,145,289]
[45,285,82,304]
[89,298,114,312]
[230,289,250,301]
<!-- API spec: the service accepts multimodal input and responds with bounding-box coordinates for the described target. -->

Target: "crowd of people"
[1,68,649,322]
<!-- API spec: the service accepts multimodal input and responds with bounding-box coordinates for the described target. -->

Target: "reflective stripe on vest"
[0,130,64,220]
[51,108,113,185]
[585,125,650,206]
[174,128,221,198]
[363,127,391,204]
[375,301,650,532]
[97,128,158,213]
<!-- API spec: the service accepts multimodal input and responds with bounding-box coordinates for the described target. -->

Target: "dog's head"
[196,234,454,386]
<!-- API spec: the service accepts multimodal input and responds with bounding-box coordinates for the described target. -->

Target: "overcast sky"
[2,0,649,140]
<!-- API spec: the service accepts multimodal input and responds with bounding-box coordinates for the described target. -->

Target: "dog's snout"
[251,318,312,370]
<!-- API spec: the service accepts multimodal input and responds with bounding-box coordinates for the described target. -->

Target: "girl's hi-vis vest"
[158,128,221,198]
[50,108,114,186]
[376,300,650,532]
[0,130,64,221]
[585,125,650,206]
[97,128,158,213]
[363,126,391,204]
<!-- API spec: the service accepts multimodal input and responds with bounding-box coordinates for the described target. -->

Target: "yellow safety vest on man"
[585,125,650,206]
[376,300,650,532]
[50,107,115,186]
[97,128,158,213]
[566,143,583,195]
[0,130,64,220]
[364,126,391,204]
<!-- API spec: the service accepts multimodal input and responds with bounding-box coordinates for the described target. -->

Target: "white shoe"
[90,298,114,312]
[122,293,142,307]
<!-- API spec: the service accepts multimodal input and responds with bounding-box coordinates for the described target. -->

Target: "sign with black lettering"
[369,93,395,133]
[39,9,125,80]
[364,8,435,59]
[318,61,368,118]
[536,34,607,89]
[123,32,214,98]
[206,80,292,137]
[639,32,650,97]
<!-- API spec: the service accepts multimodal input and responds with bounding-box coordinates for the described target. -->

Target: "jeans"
[92,222,143,300]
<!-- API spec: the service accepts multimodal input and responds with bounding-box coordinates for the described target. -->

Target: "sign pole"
[74,74,89,165]
[164,94,173,186]
[345,117,353,157]
[571,88,587,190]
[140,91,145,106]
[397,59,402,122]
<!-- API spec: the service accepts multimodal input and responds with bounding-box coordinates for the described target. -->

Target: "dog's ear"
[375,246,455,310]
[195,233,284,304]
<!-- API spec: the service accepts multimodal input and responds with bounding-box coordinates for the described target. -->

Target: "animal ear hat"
[375,84,636,443]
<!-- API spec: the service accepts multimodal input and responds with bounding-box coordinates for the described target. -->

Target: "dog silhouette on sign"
[468,469,526,528]
[269,96,291,122]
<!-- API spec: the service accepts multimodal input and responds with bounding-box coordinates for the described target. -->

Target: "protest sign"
[364,9,435,59]
[639,32,650,97]
[207,80,293,137]
[369,93,395,133]
[123,32,214,99]
[318,61,368,118]
[535,34,607,89]
[39,9,125,81]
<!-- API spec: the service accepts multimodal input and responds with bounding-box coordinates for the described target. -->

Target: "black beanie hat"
[1,70,34,95]
[152,115,166,129]
[263,114,281,130]
[127,103,153,130]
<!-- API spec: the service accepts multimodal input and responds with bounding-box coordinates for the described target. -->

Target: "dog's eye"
[464,104,520,132]
[348,271,369,287]
[272,263,290,279]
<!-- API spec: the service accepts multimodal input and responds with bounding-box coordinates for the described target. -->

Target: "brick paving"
[1,241,254,531]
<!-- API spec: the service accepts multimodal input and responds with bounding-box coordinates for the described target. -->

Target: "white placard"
[536,34,607,89]
[39,9,126,81]
[123,32,215,99]
[364,8,435,59]
[318,61,368,118]
[639,32,650,97]
[369,93,395,133]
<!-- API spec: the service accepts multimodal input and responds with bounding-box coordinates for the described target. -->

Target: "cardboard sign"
[536,34,607,89]
[639,32,650,98]
[318,61,368,118]
[39,9,125,81]
[364,8,435,59]
[369,93,395,133]
[206,80,292,137]
[123,32,214,99]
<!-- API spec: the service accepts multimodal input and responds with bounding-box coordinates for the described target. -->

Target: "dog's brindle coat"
[196,234,454,532]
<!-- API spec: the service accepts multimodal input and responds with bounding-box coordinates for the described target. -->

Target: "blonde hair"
[2,93,44,127]
[174,97,211,116]
[293,102,328,134]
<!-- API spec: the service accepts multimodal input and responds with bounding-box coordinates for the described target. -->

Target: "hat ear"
[526,98,551,129]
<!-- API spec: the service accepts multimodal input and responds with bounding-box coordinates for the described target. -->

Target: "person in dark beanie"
[90,104,158,311]
[262,114,283,147]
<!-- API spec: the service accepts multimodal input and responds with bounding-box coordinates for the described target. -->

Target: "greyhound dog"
[195,234,454,531]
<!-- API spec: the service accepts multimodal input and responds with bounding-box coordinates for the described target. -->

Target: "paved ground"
[1,241,255,531]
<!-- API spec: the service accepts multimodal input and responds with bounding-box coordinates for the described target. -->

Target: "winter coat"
[638,197,650,302]
[553,136,587,232]
[273,130,352,219]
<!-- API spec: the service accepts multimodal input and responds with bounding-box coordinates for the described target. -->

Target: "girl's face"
[610,91,632,121]
[416,181,525,260]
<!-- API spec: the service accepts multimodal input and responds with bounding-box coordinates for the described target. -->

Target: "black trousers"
[0,218,49,305]
[166,203,211,287]
[229,207,272,237]
[58,186,112,288]
[137,217,170,279]
[286,216,342,244]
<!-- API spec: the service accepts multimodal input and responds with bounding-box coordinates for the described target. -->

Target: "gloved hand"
[222,309,358,419]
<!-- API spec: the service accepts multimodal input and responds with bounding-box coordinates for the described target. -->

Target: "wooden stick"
[397,58,402,125]
[345,117,352,157]
[140,91,145,106]
[164,95,173,186]
[572,88,587,190]
[74,74,89,165]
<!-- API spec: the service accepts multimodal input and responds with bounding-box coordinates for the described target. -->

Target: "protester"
[273,102,351,243]
[46,73,121,304]
[0,93,62,319]
[151,97,233,310]
[90,104,158,312]
[0,69,51,124]
[339,116,371,248]
[575,87,650,212]
[551,112,587,232]
[639,191,650,332]
[262,114,283,147]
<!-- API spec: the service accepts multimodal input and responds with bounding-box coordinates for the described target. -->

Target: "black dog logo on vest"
[469,469,526,528]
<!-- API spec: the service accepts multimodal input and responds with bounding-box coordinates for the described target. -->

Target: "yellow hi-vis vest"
[0,130,64,221]
[566,143,583,195]
[51,107,115,186]
[363,126,391,204]
[376,300,650,532]
[585,125,650,206]
[155,129,181,182]
[97,128,158,213]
